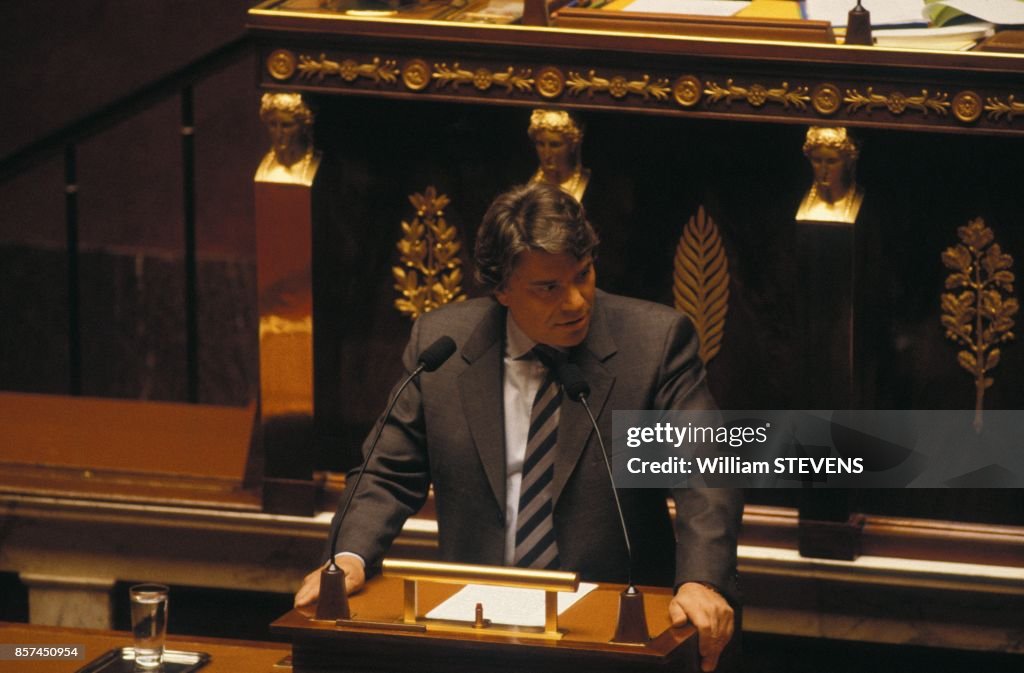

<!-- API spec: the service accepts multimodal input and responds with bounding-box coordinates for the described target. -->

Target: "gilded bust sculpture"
[795,126,864,225]
[527,109,590,202]
[255,93,321,186]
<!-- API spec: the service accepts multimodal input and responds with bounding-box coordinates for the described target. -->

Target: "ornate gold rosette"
[402,59,432,91]
[941,217,1018,433]
[536,66,566,99]
[267,50,297,81]
[672,75,703,108]
[812,83,842,116]
[952,91,983,123]
[393,187,467,319]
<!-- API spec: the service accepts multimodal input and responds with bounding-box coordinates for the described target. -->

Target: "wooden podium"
[272,562,699,673]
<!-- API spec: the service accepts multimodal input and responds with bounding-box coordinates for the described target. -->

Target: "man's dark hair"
[474,182,599,291]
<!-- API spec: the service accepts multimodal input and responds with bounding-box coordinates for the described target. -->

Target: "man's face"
[495,250,596,348]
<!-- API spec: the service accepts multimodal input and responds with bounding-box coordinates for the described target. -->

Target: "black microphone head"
[418,336,456,372]
[557,362,590,401]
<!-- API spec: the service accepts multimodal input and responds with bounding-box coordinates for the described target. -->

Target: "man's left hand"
[668,582,734,672]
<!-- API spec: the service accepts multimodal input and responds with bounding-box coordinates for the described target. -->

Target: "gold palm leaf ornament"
[940,217,1018,433]
[393,187,467,319]
[673,206,730,364]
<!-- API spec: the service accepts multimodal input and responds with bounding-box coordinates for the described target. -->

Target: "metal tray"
[75,647,210,673]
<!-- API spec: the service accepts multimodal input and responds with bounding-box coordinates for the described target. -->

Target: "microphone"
[556,362,649,644]
[316,335,456,620]
[417,335,457,372]
[556,363,632,583]
[558,362,591,403]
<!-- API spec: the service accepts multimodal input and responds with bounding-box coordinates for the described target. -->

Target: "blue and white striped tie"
[514,346,562,569]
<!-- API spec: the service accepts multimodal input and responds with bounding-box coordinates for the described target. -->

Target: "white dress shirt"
[501,315,553,565]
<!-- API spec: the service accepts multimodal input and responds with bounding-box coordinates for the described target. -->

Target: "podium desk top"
[273,575,699,673]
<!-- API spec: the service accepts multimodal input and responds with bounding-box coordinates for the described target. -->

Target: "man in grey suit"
[296,182,742,671]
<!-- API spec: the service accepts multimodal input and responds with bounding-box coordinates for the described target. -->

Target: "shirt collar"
[504,313,537,360]
[504,313,568,360]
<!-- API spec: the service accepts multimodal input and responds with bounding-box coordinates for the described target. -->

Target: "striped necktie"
[514,345,563,569]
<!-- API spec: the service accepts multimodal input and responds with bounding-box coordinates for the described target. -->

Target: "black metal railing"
[0,37,252,402]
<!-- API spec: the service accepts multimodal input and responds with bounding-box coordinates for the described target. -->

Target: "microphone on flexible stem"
[556,362,650,645]
[316,335,457,621]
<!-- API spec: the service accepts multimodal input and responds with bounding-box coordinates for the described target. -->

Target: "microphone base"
[315,564,351,621]
[846,7,873,46]
[610,585,650,645]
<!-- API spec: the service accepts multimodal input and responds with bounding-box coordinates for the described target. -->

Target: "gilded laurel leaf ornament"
[985,94,1024,122]
[297,54,399,84]
[941,217,1018,433]
[492,67,535,93]
[673,206,730,364]
[433,62,476,88]
[566,70,670,100]
[393,187,467,320]
[704,79,810,110]
[844,88,949,116]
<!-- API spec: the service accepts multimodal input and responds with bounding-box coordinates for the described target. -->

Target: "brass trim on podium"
[383,558,579,591]
[382,558,580,640]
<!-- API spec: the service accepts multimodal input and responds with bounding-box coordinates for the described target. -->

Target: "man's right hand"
[294,555,367,608]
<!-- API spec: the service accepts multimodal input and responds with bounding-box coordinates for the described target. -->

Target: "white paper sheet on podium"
[425,582,598,627]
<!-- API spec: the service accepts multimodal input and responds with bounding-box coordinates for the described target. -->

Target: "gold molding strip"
[264,50,1022,126]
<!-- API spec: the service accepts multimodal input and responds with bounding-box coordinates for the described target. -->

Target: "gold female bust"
[255,93,321,186]
[795,126,864,225]
[527,109,590,202]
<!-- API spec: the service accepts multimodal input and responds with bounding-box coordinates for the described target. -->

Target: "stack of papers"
[605,0,1024,50]
[872,21,996,50]
[925,0,1024,27]
[805,1,926,28]
[805,0,1024,49]
[806,1,1024,28]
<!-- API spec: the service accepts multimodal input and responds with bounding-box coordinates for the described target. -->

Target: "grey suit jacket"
[329,290,742,604]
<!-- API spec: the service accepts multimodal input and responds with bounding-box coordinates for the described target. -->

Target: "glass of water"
[129,583,168,669]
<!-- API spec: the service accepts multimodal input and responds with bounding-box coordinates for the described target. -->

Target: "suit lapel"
[552,294,617,506]
[458,302,508,516]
